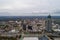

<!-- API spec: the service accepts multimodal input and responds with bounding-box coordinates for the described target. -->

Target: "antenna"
[49,13,50,16]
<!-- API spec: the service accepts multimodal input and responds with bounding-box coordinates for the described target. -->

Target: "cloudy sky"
[0,0,60,16]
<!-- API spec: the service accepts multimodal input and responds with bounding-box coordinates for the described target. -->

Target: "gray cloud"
[0,0,60,16]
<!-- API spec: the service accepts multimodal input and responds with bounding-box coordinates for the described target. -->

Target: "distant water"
[0,16,60,21]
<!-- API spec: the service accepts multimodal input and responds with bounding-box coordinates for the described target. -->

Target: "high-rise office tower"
[46,15,52,32]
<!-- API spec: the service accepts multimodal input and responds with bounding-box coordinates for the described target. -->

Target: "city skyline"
[0,0,60,16]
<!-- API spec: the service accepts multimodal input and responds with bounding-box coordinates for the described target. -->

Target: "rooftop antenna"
[49,13,51,16]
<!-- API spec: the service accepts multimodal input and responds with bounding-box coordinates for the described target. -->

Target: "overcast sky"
[0,0,60,16]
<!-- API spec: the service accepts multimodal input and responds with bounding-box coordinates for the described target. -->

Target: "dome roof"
[48,15,51,18]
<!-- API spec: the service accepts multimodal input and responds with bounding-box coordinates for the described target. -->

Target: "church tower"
[46,15,52,32]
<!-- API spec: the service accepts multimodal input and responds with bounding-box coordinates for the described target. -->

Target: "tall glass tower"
[46,15,52,32]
